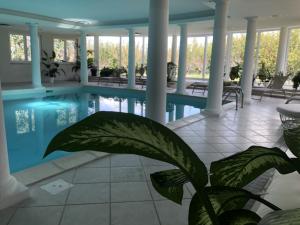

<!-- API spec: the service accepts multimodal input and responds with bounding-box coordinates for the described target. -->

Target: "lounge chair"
[252,75,290,101]
[277,96,300,129]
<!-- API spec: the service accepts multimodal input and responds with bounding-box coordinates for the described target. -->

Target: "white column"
[128,98,135,114]
[171,35,178,64]
[29,23,42,88]
[225,32,233,80]
[128,29,136,89]
[94,35,99,69]
[80,31,88,85]
[141,36,145,65]
[202,36,208,79]
[275,27,289,75]
[206,0,229,115]
[254,31,261,75]
[146,0,169,124]
[176,24,188,94]
[0,82,28,210]
[241,17,257,103]
[119,37,122,67]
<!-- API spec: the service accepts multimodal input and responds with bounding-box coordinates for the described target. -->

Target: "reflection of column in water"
[168,110,175,122]
[79,93,90,119]
[95,96,100,112]
[167,103,175,122]
[127,98,135,114]
[119,99,122,112]
[34,102,44,153]
[176,104,185,120]
[140,101,145,116]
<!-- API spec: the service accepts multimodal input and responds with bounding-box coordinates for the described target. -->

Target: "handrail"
[286,96,300,104]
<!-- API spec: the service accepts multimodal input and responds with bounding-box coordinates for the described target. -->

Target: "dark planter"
[91,68,98,76]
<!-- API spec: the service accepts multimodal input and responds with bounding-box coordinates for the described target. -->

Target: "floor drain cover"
[40,179,74,195]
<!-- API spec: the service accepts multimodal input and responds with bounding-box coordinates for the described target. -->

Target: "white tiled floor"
[0,96,287,225]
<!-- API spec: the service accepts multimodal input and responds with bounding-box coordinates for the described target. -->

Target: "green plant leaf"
[44,112,208,190]
[258,208,300,225]
[52,51,56,59]
[284,126,300,158]
[218,209,261,225]
[210,146,298,188]
[189,187,267,225]
[150,169,189,204]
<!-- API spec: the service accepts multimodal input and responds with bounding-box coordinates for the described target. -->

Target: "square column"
[80,31,88,85]
[0,82,29,210]
[28,23,42,88]
[128,28,136,89]
[241,17,257,103]
[205,0,230,116]
[176,24,188,95]
[146,0,169,124]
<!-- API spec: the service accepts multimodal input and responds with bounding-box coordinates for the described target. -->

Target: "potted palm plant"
[41,50,65,84]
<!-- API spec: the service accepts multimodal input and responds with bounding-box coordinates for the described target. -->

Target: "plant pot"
[91,69,98,77]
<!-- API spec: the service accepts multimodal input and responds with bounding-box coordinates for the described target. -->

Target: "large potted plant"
[257,62,272,85]
[229,63,241,81]
[292,71,300,90]
[72,48,98,77]
[41,50,65,84]
[167,62,177,82]
[45,112,300,225]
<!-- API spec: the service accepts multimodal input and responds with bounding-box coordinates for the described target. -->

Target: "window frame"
[53,38,77,63]
[9,33,31,63]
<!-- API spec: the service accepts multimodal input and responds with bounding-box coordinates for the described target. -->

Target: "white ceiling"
[0,0,299,35]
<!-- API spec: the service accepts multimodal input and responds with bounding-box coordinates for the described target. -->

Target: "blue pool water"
[3,91,206,173]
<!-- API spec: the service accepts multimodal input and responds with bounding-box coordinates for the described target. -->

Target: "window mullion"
[64,40,67,62]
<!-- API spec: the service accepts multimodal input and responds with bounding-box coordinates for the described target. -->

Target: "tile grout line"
[5,207,18,225]
[139,156,163,225]
[57,168,77,225]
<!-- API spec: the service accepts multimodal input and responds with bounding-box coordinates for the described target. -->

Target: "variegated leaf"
[210,146,298,188]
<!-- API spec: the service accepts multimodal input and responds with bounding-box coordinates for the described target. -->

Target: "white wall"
[0,27,79,84]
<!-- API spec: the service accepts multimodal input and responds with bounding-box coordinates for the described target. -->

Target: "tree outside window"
[10,34,31,61]
[53,38,76,62]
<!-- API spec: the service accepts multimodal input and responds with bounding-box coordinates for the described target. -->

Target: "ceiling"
[0,0,299,35]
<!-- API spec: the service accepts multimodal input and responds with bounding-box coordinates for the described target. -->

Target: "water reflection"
[3,92,201,173]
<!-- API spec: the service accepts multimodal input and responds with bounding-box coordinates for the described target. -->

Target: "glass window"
[53,39,65,61]
[66,40,76,62]
[258,31,280,74]
[231,33,246,66]
[186,37,206,79]
[120,37,129,68]
[10,34,31,61]
[99,36,121,68]
[287,28,300,73]
[53,38,76,62]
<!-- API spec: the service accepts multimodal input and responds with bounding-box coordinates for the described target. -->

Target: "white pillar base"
[175,90,188,95]
[202,107,225,117]
[0,175,29,210]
